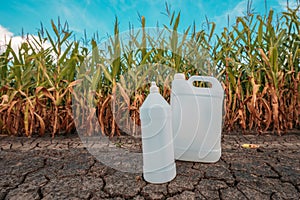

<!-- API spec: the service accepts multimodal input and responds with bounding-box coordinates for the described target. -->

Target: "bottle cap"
[150,82,159,93]
[174,73,185,80]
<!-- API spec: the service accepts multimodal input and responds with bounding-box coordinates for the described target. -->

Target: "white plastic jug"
[140,82,176,183]
[171,73,224,163]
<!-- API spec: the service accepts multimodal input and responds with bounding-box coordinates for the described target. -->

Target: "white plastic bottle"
[140,82,176,184]
[171,73,224,163]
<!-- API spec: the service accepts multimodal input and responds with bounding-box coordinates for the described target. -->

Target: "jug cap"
[150,82,159,93]
[174,73,185,80]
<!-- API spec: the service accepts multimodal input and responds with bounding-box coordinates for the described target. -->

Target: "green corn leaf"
[91,67,101,91]
[269,46,278,74]
[173,12,181,31]
[100,64,113,83]
[51,19,60,38]
[61,31,72,44]
[38,61,55,88]
[257,17,263,45]
[91,39,100,64]
[112,57,121,79]
[58,43,73,65]
[170,11,175,26]
[140,50,154,65]
[208,22,216,42]
[46,30,59,55]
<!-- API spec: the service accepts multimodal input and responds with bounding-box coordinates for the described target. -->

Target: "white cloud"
[0,25,14,53]
[0,25,13,40]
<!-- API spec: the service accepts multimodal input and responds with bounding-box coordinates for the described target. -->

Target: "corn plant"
[0,5,299,137]
[216,6,300,134]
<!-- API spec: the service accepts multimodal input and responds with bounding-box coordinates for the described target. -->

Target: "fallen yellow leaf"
[241,144,260,149]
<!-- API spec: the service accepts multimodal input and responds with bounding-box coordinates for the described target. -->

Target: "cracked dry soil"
[0,133,300,200]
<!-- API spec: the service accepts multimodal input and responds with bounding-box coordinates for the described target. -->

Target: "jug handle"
[188,76,223,91]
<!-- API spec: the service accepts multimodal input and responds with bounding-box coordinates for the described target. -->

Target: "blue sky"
[0,0,298,42]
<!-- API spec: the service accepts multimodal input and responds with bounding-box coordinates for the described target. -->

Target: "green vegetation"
[0,5,299,137]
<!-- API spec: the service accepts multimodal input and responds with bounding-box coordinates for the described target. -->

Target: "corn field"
[0,6,299,137]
